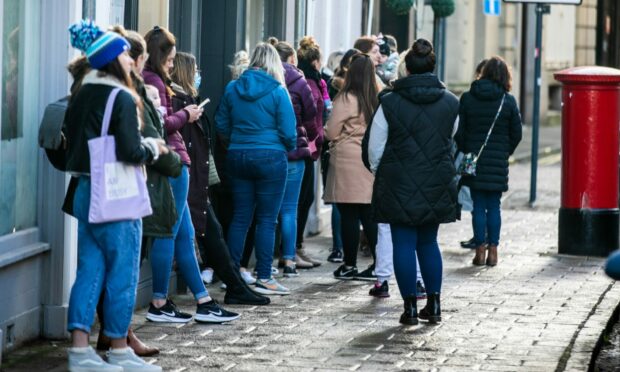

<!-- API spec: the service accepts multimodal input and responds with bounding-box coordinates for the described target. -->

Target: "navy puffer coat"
[455,79,523,192]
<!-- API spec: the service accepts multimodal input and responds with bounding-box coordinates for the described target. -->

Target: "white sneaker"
[107,348,162,371]
[253,278,290,295]
[68,346,122,372]
[240,270,257,285]
[220,282,227,289]
[201,268,214,285]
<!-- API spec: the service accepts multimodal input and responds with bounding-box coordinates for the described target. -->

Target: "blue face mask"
[194,71,202,89]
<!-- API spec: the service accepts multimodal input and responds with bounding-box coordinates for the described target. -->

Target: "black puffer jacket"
[455,79,522,192]
[371,74,459,226]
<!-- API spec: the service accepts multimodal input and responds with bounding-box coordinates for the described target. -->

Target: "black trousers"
[337,203,378,267]
[296,157,315,247]
[195,202,249,292]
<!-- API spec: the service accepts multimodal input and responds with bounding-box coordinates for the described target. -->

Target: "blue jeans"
[67,177,141,338]
[391,224,442,298]
[151,165,209,301]
[280,160,305,261]
[331,205,343,251]
[471,189,502,246]
[227,149,287,280]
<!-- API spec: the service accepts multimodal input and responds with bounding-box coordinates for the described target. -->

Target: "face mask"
[194,71,202,89]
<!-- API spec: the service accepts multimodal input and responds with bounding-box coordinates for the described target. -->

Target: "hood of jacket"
[235,68,281,101]
[391,73,446,104]
[81,70,133,96]
[283,62,304,87]
[469,79,506,101]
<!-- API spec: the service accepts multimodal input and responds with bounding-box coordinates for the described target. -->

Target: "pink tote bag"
[88,88,152,223]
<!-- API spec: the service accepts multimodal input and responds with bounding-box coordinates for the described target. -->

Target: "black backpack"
[38,97,69,171]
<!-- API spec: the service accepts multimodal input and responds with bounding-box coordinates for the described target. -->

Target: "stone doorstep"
[562,283,620,371]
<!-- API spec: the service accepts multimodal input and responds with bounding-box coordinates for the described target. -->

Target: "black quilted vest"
[371,74,459,226]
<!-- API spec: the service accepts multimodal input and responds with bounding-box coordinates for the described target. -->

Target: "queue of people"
[58,19,522,371]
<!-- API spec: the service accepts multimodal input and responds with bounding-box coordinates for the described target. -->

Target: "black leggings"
[337,203,378,267]
[296,158,315,248]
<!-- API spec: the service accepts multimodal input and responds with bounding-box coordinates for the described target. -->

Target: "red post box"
[554,66,620,257]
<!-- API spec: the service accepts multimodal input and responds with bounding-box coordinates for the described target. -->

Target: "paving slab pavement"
[2,161,618,372]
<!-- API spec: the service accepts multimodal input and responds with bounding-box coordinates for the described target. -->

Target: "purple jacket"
[142,67,191,165]
[283,63,318,160]
[306,78,326,160]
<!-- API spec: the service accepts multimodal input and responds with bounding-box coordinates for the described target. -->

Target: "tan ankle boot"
[127,329,159,356]
[472,244,487,266]
[486,245,498,266]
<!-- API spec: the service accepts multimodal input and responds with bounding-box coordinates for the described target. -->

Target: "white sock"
[69,346,91,353]
[109,347,131,354]
[377,276,390,283]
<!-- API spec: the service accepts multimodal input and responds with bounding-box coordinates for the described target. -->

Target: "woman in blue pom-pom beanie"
[64,20,166,372]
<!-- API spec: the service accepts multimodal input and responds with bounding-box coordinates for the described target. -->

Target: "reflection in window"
[2,0,19,140]
[0,0,39,236]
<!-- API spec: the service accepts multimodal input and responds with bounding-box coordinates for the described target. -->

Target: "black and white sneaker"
[195,300,240,323]
[146,299,193,323]
[333,264,358,280]
[283,265,299,278]
[354,265,377,281]
[327,249,344,263]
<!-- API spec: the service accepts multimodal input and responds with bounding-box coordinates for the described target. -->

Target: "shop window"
[0,0,40,235]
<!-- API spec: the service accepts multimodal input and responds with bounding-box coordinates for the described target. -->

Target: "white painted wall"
[545,5,577,69]
[306,0,364,64]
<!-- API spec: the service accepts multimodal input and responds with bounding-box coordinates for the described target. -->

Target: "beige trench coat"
[323,93,375,204]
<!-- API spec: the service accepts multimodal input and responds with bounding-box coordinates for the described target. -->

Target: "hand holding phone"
[198,98,210,109]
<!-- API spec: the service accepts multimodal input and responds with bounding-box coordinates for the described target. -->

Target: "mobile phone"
[198,98,210,109]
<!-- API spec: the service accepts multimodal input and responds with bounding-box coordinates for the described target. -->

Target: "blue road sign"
[484,0,501,16]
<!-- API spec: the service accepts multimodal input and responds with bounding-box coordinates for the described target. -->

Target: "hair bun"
[299,36,318,50]
[412,39,433,57]
[69,19,103,52]
[267,37,279,46]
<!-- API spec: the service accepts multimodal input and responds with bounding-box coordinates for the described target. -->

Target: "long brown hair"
[67,55,91,96]
[336,54,378,123]
[144,26,176,81]
[171,52,198,97]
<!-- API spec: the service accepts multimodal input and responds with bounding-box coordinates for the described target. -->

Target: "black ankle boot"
[419,292,441,323]
[399,296,418,325]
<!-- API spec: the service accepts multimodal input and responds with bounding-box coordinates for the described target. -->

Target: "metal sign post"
[529,3,550,207]
[503,0,581,207]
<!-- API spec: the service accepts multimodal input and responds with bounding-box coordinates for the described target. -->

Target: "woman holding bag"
[64,20,166,371]
[324,54,379,281]
[456,56,522,267]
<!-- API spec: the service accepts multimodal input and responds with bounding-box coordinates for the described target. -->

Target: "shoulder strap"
[476,94,506,160]
[329,118,364,150]
[100,88,122,136]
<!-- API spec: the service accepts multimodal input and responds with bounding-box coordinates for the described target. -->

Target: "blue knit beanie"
[69,19,129,69]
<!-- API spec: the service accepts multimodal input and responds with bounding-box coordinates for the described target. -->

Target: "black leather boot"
[399,296,418,325]
[419,292,441,324]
